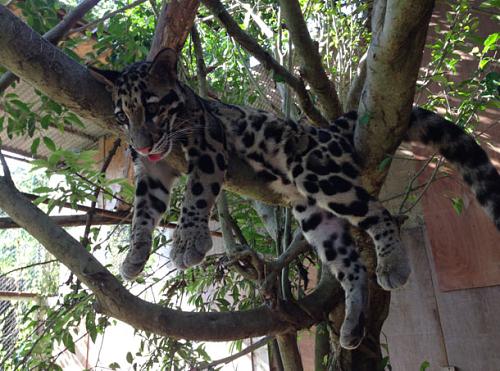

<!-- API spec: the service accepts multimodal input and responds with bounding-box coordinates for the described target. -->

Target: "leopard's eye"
[115,111,128,124]
[146,102,159,115]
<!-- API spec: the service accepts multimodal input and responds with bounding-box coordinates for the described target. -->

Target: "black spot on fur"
[136,180,147,196]
[258,170,278,182]
[149,194,167,213]
[295,205,306,213]
[342,162,359,178]
[196,199,208,209]
[336,118,350,130]
[199,155,215,174]
[358,216,379,230]
[242,132,255,147]
[324,241,337,261]
[159,90,179,106]
[211,182,221,195]
[318,130,332,143]
[149,177,168,193]
[304,181,319,193]
[302,213,323,232]
[191,182,204,196]
[216,153,226,170]
[251,115,266,131]
[234,120,247,135]
[329,201,368,217]
[328,176,352,193]
[292,165,304,178]
[264,124,283,142]
[344,111,358,120]
[328,141,342,157]
[208,122,225,144]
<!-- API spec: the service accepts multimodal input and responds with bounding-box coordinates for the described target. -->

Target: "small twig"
[194,336,273,370]
[0,260,58,279]
[381,174,449,203]
[82,137,121,246]
[67,0,149,36]
[397,153,437,214]
[400,157,445,214]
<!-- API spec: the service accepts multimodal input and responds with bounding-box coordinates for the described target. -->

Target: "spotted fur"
[89,49,500,349]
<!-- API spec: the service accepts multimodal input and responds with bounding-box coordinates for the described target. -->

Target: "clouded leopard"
[90,48,500,349]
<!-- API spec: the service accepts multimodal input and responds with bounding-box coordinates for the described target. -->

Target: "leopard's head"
[89,48,184,162]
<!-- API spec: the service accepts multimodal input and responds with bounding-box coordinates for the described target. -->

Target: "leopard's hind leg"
[293,200,368,349]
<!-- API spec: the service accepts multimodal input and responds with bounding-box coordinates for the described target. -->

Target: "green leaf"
[33,186,52,194]
[85,312,97,343]
[31,137,40,155]
[359,112,371,125]
[419,360,430,371]
[272,72,285,83]
[451,197,464,215]
[126,351,133,363]
[43,136,56,151]
[62,332,75,354]
[378,156,392,171]
[40,115,51,129]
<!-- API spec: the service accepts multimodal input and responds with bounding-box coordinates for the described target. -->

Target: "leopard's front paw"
[170,225,212,269]
[120,237,152,281]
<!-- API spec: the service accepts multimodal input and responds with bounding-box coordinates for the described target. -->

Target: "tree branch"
[201,0,328,126]
[196,336,273,370]
[277,0,342,121]
[0,0,101,93]
[354,0,435,192]
[148,0,200,59]
[0,175,342,341]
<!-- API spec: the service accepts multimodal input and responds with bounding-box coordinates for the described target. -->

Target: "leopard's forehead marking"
[114,62,152,112]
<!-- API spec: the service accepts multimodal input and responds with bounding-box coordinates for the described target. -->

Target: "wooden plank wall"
[383,227,500,371]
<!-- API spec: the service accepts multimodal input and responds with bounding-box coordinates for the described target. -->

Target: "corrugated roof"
[1,80,109,159]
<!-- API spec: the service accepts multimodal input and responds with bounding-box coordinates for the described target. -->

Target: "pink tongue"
[148,154,162,162]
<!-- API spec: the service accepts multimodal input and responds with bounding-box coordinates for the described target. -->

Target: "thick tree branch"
[0,5,286,205]
[0,176,342,340]
[201,0,328,126]
[345,52,367,112]
[0,0,101,93]
[148,0,200,59]
[355,0,434,191]
[277,0,342,121]
[0,5,115,130]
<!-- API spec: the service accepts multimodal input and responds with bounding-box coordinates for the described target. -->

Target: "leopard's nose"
[136,146,152,154]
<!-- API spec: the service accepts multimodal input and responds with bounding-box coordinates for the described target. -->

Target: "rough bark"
[355,0,435,191]
[277,333,304,371]
[148,0,200,59]
[0,176,341,340]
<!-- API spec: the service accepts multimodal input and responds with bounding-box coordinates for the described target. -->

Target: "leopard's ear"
[149,48,178,82]
[88,66,120,91]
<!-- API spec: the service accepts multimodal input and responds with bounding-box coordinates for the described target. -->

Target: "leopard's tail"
[405,106,500,230]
